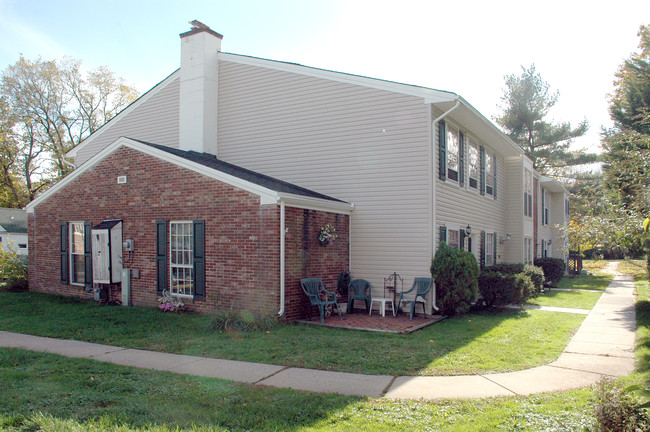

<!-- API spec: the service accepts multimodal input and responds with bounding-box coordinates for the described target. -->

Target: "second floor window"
[447,126,460,182]
[524,169,533,217]
[468,138,479,190]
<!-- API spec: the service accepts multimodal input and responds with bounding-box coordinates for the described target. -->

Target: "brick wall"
[284,207,350,321]
[29,146,280,315]
[28,145,349,321]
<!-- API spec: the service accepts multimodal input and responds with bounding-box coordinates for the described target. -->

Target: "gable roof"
[67,47,525,163]
[0,208,27,233]
[137,140,346,203]
[29,137,353,215]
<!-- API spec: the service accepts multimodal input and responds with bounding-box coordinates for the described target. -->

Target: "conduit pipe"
[431,98,460,259]
[278,199,286,316]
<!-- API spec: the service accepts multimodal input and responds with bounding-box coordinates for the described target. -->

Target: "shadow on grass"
[0,348,358,431]
[0,291,583,377]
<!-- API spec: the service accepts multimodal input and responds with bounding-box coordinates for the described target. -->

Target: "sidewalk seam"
[479,375,518,396]
[254,365,290,384]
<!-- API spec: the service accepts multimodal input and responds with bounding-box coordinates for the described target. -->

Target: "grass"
[527,289,604,309]
[3,261,642,431]
[0,291,584,376]
[0,348,595,432]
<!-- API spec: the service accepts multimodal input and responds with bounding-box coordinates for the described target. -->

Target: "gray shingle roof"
[138,140,346,203]
[0,208,27,233]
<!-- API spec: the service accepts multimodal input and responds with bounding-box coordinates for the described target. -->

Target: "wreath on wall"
[318,224,338,246]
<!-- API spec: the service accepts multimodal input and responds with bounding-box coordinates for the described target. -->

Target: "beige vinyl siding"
[434,115,507,264]
[75,77,181,166]
[504,156,525,263]
[217,61,432,289]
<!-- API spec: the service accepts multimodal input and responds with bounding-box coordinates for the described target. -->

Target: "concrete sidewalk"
[0,273,637,400]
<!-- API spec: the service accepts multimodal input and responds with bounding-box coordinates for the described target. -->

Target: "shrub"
[534,257,566,285]
[478,271,535,307]
[523,264,545,294]
[593,379,650,432]
[431,242,479,316]
[206,309,279,332]
[0,248,28,292]
[486,263,545,296]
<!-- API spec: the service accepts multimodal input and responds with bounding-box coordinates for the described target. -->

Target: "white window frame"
[524,169,533,217]
[447,227,460,250]
[446,125,460,182]
[485,232,495,267]
[69,221,85,286]
[524,237,533,265]
[468,136,479,191]
[485,150,495,196]
[169,221,194,297]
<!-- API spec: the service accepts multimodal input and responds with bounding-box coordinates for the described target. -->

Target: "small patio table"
[369,297,396,317]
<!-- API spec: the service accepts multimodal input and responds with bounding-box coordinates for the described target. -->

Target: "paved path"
[0,270,637,400]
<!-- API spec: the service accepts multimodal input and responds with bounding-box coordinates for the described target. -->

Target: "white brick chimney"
[179,21,222,155]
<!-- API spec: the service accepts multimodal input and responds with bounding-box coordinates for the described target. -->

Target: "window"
[156,220,205,300]
[485,151,495,196]
[542,189,549,225]
[565,198,570,218]
[524,169,533,217]
[485,232,495,267]
[170,221,194,296]
[524,237,533,265]
[69,222,85,285]
[447,125,460,182]
[468,138,479,189]
[18,243,26,249]
[447,228,460,249]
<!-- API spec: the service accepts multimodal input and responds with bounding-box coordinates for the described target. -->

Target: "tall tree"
[495,65,593,174]
[609,25,650,134]
[0,56,138,204]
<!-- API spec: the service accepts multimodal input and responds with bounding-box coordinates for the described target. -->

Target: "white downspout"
[278,200,286,316]
[431,98,461,259]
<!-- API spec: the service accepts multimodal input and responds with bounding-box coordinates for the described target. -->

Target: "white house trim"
[28,137,354,215]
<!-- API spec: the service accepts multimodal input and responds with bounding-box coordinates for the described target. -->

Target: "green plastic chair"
[300,278,343,323]
[347,279,371,314]
[397,277,433,320]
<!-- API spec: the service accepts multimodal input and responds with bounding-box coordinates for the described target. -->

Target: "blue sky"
[1,0,648,152]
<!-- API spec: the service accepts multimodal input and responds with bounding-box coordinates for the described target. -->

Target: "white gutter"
[431,99,460,259]
[278,200,286,316]
[61,156,76,170]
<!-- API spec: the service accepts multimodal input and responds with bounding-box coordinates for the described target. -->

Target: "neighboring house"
[26,23,569,319]
[0,208,28,255]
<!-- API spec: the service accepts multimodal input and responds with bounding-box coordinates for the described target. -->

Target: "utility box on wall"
[92,220,123,284]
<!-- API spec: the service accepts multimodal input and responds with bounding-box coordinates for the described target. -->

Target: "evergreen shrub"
[478,271,536,307]
[0,248,28,292]
[431,242,479,316]
[534,257,566,285]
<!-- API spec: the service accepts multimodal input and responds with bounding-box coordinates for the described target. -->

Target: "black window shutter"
[492,156,497,199]
[193,220,206,300]
[438,120,447,180]
[460,228,466,251]
[84,222,93,290]
[439,225,447,248]
[459,132,465,186]
[156,220,168,295]
[493,231,498,264]
[480,146,486,196]
[480,231,486,269]
[60,222,68,284]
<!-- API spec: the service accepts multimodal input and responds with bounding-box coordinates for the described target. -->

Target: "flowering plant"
[318,224,338,246]
[158,290,185,312]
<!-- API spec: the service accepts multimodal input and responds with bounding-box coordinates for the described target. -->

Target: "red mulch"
[297,310,445,334]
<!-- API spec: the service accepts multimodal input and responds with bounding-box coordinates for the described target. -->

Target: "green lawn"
[3,262,644,431]
[0,348,595,432]
[0,291,584,376]
[527,289,603,310]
